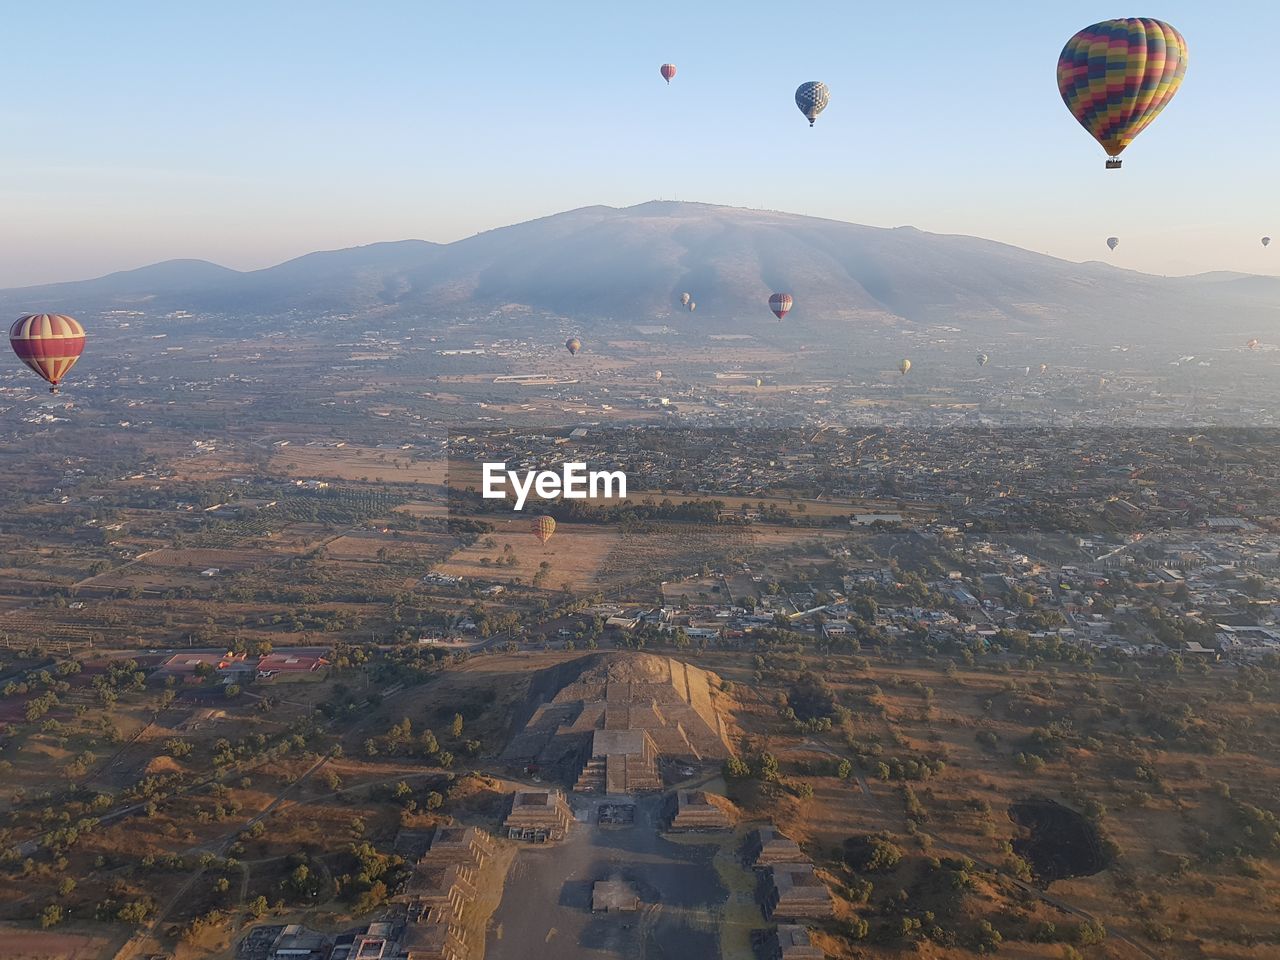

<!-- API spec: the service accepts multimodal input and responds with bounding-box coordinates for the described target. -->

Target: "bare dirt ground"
[270,447,446,485]
[487,793,743,960]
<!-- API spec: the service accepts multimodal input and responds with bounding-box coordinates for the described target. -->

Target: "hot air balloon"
[565,337,582,356]
[1039,363,1049,375]
[660,63,677,84]
[1024,366,1032,376]
[977,353,990,367]
[654,370,663,380]
[1107,237,1119,251]
[531,515,556,545]
[755,378,763,388]
[795,81,829,126]
[9,314,86,394]
[688,301,696,312]
[1058,19,1188,169]
[1247,338,1261,350]
[899,359,911,376]
[680,292,691,307]
[1264,237,1272,248]
[768,293,793,321]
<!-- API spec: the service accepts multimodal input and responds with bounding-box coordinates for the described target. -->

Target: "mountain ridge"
[2,202,1276,342]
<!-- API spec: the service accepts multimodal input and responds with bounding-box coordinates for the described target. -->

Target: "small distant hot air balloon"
[1058,19,1188,169]
[688,301,696,312]
[899,359,911,376]
[755,378,763,388]
[660,63,676,84]
[9,314,86,394]
[565,337,582,356]
[1039,363,1049,375]
[1264,237,1272,248]
[768,293,793,321]
[1024,366,1032,376]
[977,353,990,367]
[1247,338,1261,350]
[1107,237,1119,251]
[795,81,829,126]
[531,515,556,545]
[654,370,663,380]
[680,292,691,307]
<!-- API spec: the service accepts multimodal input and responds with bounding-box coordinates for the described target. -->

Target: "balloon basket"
[1106,158,1122,169]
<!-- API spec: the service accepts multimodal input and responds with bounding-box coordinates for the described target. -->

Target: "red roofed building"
[256,652,330,682]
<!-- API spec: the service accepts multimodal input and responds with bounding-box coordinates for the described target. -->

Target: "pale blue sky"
[1,1,1275,286]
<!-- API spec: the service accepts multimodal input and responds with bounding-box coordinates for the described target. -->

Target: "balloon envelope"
[660,63,676,83]
[1264,237,1272,247]
[680,292,691,306]
[531,515,556,545]
[795,81,829,126]
[977,353,989,367]
[1107,237,1119,251]
[768,293,793,320]
[899,359,911,375]
[9,314,85,392]
[1058,19,1188,166]
[565,337,582,356]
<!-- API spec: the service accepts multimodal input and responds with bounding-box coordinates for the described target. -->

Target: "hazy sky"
[2,1,1276,287]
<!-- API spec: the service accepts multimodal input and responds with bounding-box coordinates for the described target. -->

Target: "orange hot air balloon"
[660,63,676,84]
[9,314,86,393]
[531,515,556,545]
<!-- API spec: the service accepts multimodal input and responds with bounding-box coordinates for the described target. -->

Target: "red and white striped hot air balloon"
[660,63,676,84]
[768,293,793,321]
[9,314,86,393]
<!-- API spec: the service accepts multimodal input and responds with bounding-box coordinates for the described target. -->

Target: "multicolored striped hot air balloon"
[1058,19,1188,169]
[768,293,793,320]
[531,515,556,545]
[977,353,990,367]
[795,81,829,126]
[660,63,676,84]
[565,337,582,356]
[9,314,86,393]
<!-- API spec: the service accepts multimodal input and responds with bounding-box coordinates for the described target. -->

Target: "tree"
[40,904,64,928]
[845,833,903,873]
[723,757,751,779]
[450,713,464,738]
[1075,920,1107,946]
[425,791,444,811]
[247,895,268,918]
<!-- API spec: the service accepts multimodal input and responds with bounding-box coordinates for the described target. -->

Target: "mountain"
[2,202,1277,342]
